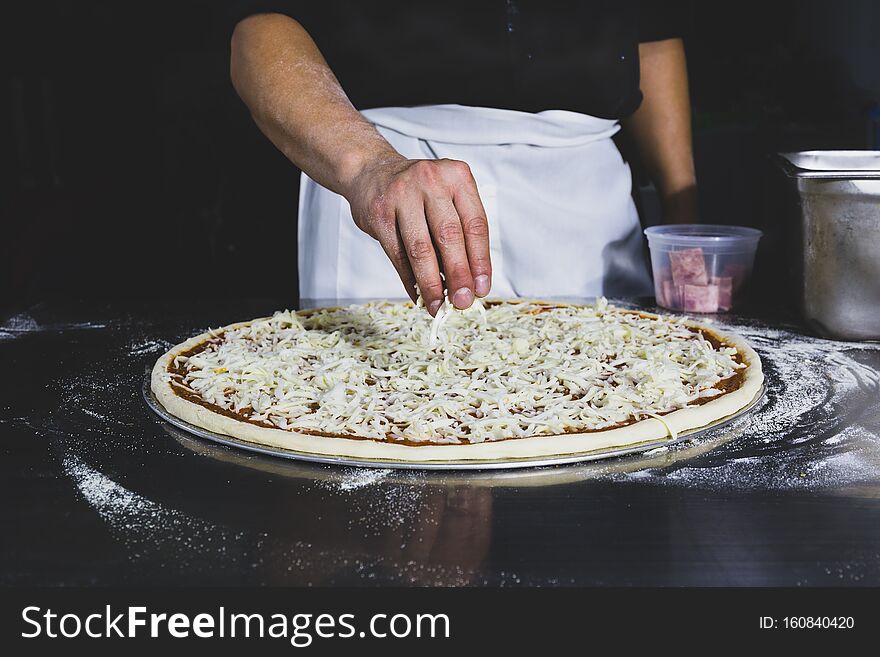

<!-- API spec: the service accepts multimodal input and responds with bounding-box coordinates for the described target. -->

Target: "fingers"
[355,158,492,313]
[449,168,492,298]
[375,224,418,304]
[368,202,419,304]
[425,195,475,309]
[396,202,445,315]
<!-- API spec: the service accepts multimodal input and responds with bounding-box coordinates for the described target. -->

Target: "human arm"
[229,13,491,313]
[623,38,698,225]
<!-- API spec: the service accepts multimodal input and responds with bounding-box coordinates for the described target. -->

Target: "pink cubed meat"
[683,284,719,313]
[660,279,681,309]
[669,248,708,286]
[722,262,748,288]
[655,279,668,306]
[711,276,733,311]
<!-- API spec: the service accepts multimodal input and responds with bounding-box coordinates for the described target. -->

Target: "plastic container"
[644,225,762,313]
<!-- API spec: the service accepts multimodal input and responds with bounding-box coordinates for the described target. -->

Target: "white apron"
[298,104,652,301]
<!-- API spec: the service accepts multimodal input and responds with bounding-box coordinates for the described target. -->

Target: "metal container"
[777,151,880,341]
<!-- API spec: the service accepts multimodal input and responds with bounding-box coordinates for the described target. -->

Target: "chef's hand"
[230,14,490,315]
[344,155,492,316]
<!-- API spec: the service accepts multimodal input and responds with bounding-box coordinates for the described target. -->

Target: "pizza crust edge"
[150,305,764,463]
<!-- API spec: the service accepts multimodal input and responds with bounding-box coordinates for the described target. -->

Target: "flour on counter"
[64,452,156,523]
[337,468,392,491]
[313,466,397,492]
[0,313,40,332]
[0,312,107,340]
[128,338,173,356]
[62,452,253,570]
[312,467,430,535]
[0,313,39,340]
[80,408,113,423]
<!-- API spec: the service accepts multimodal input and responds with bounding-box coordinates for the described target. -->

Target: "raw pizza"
[150,298,763,463]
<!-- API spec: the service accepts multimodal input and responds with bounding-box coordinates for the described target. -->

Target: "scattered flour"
[80,408,112,422]
[313,467,430,535]
[0,313,39,340]
[128,338,173,356]
[64,452,156,523]
[0,312,107,340]
[336,468,392,491]
[62,451,252,570]
[1,313,40,332]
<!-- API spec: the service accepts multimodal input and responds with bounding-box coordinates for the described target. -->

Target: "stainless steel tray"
[142,373,765,471]
[776,150,880,340]
[777,150,880,178]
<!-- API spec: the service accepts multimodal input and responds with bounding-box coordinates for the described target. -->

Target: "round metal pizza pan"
[142,372,766,471]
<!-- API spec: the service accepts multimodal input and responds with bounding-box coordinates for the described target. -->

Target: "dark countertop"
[3,297,880,587]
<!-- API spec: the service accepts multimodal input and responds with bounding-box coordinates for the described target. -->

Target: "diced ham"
[683,284,719,313]
[669,248,708,286]
[711,276,734,311]
[722,262,748,288]
[653,266,671,307]
[655,279,668,306]
[660,279,681,309]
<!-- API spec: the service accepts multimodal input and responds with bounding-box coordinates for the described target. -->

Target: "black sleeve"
[637,0,691,43]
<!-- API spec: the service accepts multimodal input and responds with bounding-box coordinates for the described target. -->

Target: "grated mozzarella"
[171,300,745,444]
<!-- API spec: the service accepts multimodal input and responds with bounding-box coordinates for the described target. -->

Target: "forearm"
[230,13,491,311]
[230,13,400,198]
[623,38,697,223]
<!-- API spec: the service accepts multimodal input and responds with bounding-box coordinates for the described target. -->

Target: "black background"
[3,0,878,315]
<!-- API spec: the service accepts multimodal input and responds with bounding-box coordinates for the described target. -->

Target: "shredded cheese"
[171,299,744,444]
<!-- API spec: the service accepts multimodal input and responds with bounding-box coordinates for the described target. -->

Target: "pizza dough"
[150,299,763,463]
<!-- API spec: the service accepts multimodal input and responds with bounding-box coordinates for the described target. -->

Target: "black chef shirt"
[229,1,688,119]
